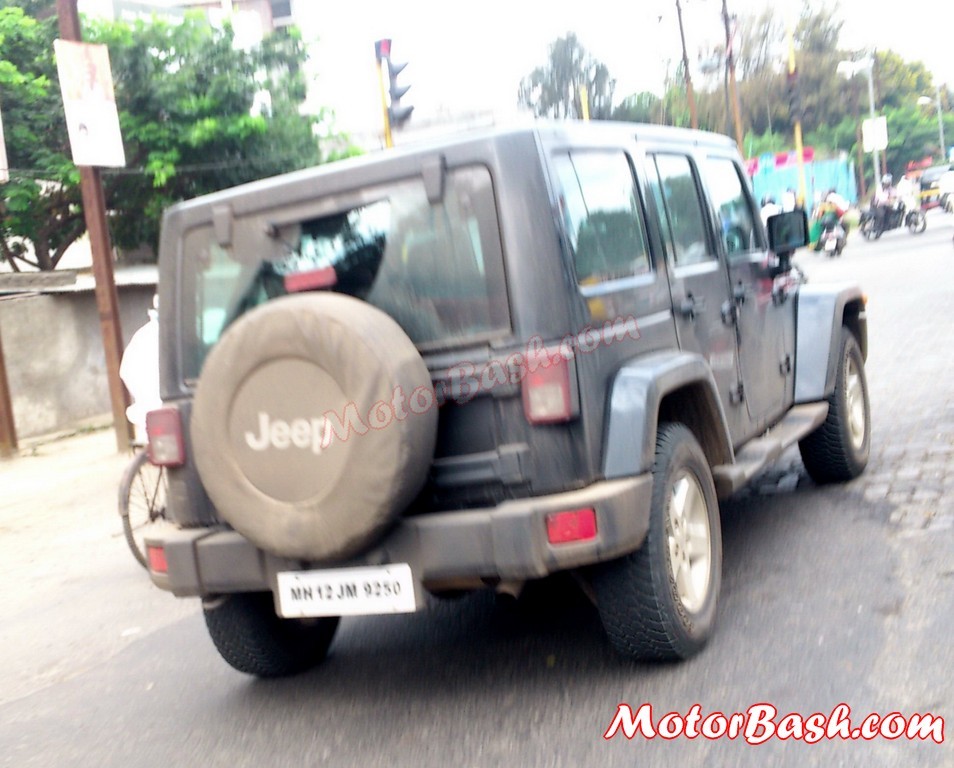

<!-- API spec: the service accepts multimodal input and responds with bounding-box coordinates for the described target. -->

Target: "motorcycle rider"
[874,174,897,235]
[760,194,781,227]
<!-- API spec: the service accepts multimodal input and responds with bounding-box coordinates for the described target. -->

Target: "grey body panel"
[794,284,868,403]
[146,475,652,599]
[603,350,734,478]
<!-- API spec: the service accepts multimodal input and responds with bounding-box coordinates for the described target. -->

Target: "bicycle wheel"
[119,450,167,568]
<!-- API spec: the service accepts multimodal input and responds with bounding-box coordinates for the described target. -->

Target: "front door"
[702,155,794,433]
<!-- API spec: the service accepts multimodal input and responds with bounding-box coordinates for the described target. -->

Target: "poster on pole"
[0,106,8,183]
[54,40,126,168]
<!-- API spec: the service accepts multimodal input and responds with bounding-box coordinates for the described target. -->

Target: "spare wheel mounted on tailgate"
[190,293,438,561]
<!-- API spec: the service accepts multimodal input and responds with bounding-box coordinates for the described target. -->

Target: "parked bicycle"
[118,446,167,567]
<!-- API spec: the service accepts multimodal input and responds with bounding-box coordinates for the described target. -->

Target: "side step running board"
[711,402,829,498]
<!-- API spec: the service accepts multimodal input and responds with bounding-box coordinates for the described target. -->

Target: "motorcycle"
[816,218,847,256]
[859,203,926,240]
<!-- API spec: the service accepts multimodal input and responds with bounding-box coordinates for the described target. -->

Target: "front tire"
[799,328,871,483]
[907,210,927,234]
[593,424,722,661]
[203,592,339,677]
[860,215,880,240]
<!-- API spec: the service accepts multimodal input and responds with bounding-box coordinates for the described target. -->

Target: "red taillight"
[145,407,185,467]
[546,508,597,545]
[147,545,168,574]
[284,266,337,293]
[522,352,577,424]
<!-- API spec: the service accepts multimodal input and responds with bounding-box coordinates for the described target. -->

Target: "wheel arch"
[602,351,734,479]
[794,284,867,404]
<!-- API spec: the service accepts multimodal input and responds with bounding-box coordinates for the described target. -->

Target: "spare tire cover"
[191,293,437,561]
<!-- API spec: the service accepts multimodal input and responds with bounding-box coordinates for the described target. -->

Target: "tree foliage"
[0,6,80,270]
[603,2,952,196]
[518,33,615,120]
[1,5,347,270]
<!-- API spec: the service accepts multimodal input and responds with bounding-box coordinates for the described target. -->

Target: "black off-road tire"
[203,592,339,678]
[799,327,870,484]
[592,423,722,661]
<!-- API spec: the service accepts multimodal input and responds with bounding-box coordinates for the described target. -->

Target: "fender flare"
[794,284,867,404]
[603,350,734,478]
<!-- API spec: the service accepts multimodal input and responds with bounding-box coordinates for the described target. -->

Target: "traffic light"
[387,58,413,128]
[786,69,802,122]
[374,39,413,145]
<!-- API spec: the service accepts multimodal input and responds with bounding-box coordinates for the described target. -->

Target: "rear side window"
[648,153,712,268]
[704,157,763,255]
[180,165,509,380]
[553,152,650,285]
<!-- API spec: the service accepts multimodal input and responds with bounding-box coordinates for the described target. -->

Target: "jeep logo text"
[245,412,332,454]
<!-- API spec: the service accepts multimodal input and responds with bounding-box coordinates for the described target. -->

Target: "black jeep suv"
[143,122,870,676]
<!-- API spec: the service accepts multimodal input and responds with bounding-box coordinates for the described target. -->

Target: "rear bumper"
[146,475,652,600]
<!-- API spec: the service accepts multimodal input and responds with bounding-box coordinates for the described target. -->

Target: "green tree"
[518,33,615,119]
[1,8,348,270]
[0,6,78,270]
[612,91,661,124]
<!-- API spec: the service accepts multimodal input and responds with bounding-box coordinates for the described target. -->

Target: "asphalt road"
[1,212,952,768]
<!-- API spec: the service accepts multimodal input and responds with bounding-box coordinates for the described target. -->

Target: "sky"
[295,0,954,138]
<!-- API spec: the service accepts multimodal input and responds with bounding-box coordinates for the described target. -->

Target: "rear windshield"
[178,165,509,381]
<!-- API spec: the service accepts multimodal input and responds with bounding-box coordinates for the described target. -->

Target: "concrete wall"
[0,282,155,439]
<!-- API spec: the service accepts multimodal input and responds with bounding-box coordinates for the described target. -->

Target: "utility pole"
[0,325,15,458]
[675,0,698,129]
[851,83,867,199]
[56,0,131,452]
[787,24,808,208]
[722,0,745,154]
[0,107,15,457]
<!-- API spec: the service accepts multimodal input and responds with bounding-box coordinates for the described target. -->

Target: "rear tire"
[799,328,871,483]
[203,592,339,677]
[593,423,722,661]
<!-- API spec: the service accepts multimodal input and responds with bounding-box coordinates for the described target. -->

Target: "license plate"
[824,238,837,251]
[276,564,416,618]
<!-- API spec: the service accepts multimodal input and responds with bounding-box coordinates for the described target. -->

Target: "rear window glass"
[179,165,509,380]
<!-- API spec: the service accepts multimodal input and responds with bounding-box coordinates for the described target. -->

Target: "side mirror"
[766,209,808,276]
[766,209,809,256]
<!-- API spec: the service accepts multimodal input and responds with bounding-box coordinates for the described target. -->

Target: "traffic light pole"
[375,53,394,148]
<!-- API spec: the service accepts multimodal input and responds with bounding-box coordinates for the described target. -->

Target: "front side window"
[704,157,762,256]
[553,152,650,285]
[180,166,508,380]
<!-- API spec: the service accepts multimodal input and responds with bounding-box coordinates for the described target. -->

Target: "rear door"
[643,151,747,440]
